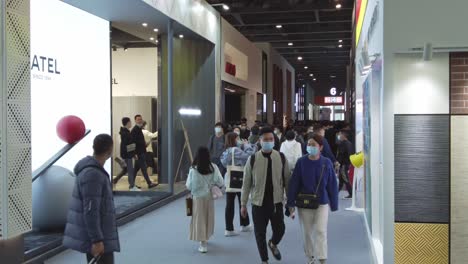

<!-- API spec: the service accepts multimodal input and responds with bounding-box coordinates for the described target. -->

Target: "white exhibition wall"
[112,48,158,97]
[394,53,450,114]
[354,0,384,263]
[31,0,111,172]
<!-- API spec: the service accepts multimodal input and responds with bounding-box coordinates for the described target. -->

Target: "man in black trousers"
[241,127,291,264]
[131,114,158,189]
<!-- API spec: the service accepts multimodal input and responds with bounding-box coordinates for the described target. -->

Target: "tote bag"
[225,148,244,193]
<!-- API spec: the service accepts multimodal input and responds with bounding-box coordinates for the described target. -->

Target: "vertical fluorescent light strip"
[273,101,276,113]
[295,93,299,112]
[179,108,202,116]
[263,94,267,112]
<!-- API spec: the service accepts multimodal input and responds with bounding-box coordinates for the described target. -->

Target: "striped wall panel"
[394,115,449,223]
[395,223,448,264]
[451,116,468,263]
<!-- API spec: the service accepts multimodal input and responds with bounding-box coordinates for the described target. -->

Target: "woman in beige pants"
[286,135,339,264]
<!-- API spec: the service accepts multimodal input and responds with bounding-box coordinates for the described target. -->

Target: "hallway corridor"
[46,193,372,264]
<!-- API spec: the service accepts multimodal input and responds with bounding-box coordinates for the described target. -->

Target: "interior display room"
[11,0,222,262]
[355,0,468,263]
[221,18,262,126]
[255,42,295,125]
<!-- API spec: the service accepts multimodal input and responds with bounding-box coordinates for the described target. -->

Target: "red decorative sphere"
[56,116,86,144]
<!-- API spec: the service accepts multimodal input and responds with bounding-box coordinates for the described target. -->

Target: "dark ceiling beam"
[244,30,352,36]
[232,7,353,15]
[275,45,351,49]
[315,10,320,22]
[231,20,351,27]
[265,37,352,43]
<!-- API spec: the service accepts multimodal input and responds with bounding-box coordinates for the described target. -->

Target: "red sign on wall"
[315,96,344,105]
[225,62,236,76]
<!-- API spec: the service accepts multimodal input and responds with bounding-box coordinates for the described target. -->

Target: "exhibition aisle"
[45,192,372,264]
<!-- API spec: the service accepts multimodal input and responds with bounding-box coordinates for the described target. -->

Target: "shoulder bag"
[201,171,223,200]
[295,163,326,209]
[224,148,244,192]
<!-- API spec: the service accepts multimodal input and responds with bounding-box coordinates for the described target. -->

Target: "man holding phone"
[63,134,120,264]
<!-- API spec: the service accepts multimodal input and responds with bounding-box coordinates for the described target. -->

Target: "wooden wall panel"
[394,115,449,223]
[395,223,448,264]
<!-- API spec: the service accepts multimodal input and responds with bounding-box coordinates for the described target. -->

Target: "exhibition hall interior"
[0,0,467,263]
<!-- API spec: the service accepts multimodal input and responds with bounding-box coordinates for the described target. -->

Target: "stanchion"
[346,166,364,212]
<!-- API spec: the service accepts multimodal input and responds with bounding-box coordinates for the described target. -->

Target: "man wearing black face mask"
[131,114,158,189]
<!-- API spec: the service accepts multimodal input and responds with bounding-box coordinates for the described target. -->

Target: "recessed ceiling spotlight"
[276,25,283,29]
[339,39,343,43]
[288,42,293,46]
[336,3,342,9]
[222,4,230,10]
[154,28,159,32]
[298,56,303,61]
[124,47,128,52]
[179,34,184,38]
[142,23,148,27]
[150,37,155,41]
[155,40,159,43]
[304,66,308,69]
[338,44,343,48]
[313,78,317,81]
[309,73,313,77]
[331,75,336,78]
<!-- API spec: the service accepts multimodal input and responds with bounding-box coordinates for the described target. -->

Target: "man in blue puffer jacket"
[63,134,120,264]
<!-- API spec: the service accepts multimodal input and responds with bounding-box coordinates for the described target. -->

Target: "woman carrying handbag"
[186,147,224,253]
[221,132,257,236]
[286,134,339,264]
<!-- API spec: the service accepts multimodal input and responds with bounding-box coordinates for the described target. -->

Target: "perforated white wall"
[0,0,32,239]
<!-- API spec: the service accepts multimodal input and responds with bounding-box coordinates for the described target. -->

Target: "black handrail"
[32,129,91,182]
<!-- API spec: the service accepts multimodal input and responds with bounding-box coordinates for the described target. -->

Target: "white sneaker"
[240,225,253,232]
[130,187,141,192]
[198,242,207,253]
[224,230,239,237]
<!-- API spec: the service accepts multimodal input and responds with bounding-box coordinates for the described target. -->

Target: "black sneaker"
[268,240,281,260]
[148,182,159,189]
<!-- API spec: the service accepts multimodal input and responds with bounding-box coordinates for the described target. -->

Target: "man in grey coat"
[63,134,120,264]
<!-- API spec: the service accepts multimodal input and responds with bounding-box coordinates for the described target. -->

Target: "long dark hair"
[225,132,238,148]
[192,146,214,175]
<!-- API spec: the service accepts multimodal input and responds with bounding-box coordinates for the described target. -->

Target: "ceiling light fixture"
[211,3,230,11]
[313,78,317,81]
[155,40,159,43]
[150,37,155,41]
[339,39,343,43]
[142,22,148,27]
[338,44,343,48]
[154,28,159,32]
[298,56,303,61]
[288,42,293,46]
[179,34,184,38]
[276,25,283,29]
[309,73,313,77]
[331,75,336,78]
[336,3,342,9]
[304,66,308,69]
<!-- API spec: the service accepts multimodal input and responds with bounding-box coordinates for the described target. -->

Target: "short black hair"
[340,129,350,139]
[251,126,260,135]
[313,124,324,132]
[93,134,113,156]
[241,117,247,122]
[122,117,131,126]
[285,130,296,141]
[259,126,274,137]
[215,122,223,127]
[134,114,142,120]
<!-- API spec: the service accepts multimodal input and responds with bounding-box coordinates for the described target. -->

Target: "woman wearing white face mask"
[221,132,257,236]
[286,134,339,264]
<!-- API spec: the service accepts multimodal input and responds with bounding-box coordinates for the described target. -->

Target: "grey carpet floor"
[45,192,373,264]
